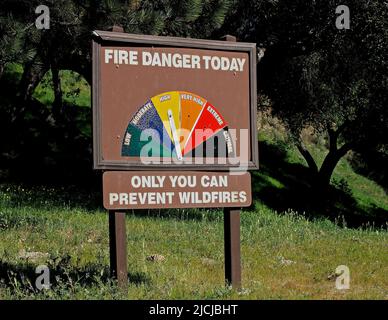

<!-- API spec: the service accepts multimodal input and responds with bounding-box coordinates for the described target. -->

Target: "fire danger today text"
[104,49,246,72]
[108,174,248,206]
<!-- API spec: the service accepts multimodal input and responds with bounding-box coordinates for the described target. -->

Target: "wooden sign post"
[222,35,242,289]
[224,208,241,288]
[92,29,258,289]
[108,210,127,288]
[105,171,250,289]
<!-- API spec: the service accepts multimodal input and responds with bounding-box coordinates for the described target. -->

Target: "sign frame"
[92,31,258,171]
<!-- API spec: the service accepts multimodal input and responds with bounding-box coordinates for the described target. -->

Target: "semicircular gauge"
[121,91,235,159]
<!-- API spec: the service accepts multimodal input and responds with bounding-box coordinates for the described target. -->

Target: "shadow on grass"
[251,141,388,229]
[348,149,388,194]
[0,183,103,211]
[0,257,150,295]
[0,184,225,222]
[128,208,223,222]
[1,139,386,227]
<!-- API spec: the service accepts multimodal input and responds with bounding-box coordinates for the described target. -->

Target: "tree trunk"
[316,151,341,191]
[16,59,48,121]
[297,125,352,193]
[316,143,352,191]
[18,59,47,102]
[297,144,318,175]
[51,66,62,117]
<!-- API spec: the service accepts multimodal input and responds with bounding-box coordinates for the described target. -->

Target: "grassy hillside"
[0,139,386,299]
[33,70,91,108]
[255,115,388,228]
[1,64,91,109]
[0,67,386,299]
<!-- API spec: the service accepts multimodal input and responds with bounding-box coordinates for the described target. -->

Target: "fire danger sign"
[92,31,258,171]
[93,31,257,289]
[103,171,252,209]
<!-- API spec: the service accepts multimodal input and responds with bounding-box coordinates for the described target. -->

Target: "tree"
[0,0,233,182]
[224,0,388,193]
[1,0,232,119]
[0,13,36,80]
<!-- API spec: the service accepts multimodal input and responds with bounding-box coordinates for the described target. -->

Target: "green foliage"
[332,178,352,198]
[33,70,91,108]
[124,0,231,37]
[1,63,23,84]
[222,0,388,189]
[0,14,35,69]
[254,119,388,230]
[231,0,388,147]
[0,0,233,78]
[0,0,234,186]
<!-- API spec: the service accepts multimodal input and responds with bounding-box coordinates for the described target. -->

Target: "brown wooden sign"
[92,31,258,171]
[103,171,251,210]
[93,31,257,289]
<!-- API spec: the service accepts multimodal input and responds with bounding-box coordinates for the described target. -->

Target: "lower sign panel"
[103,171,252,210]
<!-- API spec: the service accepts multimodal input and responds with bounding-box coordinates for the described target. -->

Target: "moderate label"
[103,171,251,209]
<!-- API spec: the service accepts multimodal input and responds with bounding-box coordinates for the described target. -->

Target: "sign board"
[92,31,258,171]
[93,31,256,289]
[103,171,251,210]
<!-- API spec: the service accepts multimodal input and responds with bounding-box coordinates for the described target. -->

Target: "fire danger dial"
[103,171,252,209]
[121,91,235,160]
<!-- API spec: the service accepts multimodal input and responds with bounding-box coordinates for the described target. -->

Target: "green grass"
[33,69,91,108]
[259,129,388,213]
[0,72,386,299]
[0,182,386,300]
[255,128,388,229]
[2,63,23,85]
[305,143,388,213]
[1,63,91,108]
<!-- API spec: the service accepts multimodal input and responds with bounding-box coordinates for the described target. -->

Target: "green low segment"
[122,124,175,158]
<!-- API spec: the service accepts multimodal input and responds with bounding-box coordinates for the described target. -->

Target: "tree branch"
[297,144,318,174]
[327,127,339,152]
[337,142,353,157]
[327,121,349,153]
